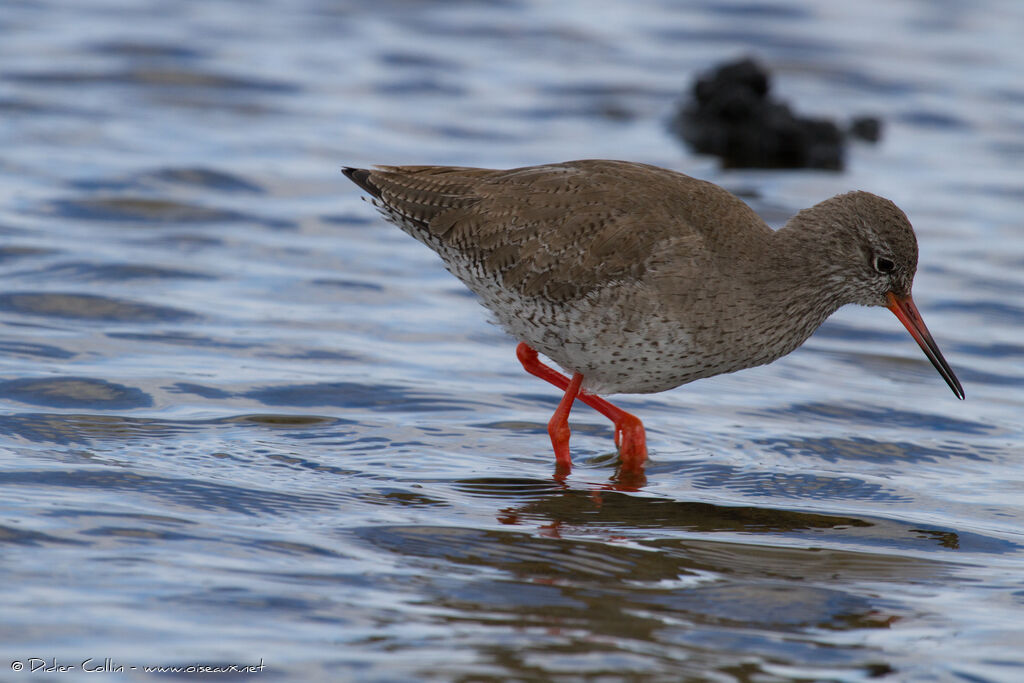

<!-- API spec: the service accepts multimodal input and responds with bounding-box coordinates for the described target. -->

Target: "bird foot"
[613,413,647,472]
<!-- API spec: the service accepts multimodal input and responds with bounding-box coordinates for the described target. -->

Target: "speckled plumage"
[344,160,924,394]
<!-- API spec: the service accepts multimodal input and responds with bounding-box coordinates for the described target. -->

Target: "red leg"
[516,343,648,470]
[548,372,583,473]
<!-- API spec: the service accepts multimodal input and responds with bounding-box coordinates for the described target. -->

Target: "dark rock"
[669,57,881,170]
[849,116,883,142]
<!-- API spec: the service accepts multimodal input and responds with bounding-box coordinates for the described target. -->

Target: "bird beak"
[885,291,964,399]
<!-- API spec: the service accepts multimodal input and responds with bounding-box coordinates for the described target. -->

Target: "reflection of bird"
[343,160,963,475]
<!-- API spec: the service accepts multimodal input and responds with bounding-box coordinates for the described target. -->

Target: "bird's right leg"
[515,343,648,470]
[548,372,583,473]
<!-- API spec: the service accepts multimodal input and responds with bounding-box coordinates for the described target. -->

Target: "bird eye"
[874,256,895,274]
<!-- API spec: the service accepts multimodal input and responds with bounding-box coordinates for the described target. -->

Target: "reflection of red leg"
[516,343,648,470]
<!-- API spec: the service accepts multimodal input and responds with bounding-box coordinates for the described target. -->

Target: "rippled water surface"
[2,1,1023,680]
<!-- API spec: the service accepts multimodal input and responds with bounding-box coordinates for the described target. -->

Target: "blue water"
[2,0,1023,680]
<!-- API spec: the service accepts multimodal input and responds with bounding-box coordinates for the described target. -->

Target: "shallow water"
[1,0,1023,680]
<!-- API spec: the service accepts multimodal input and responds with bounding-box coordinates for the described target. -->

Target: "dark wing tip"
[341,166,382,199]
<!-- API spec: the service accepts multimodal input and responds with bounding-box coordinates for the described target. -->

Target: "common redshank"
[343,160,963,474]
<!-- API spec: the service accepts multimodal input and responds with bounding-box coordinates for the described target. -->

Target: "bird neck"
[757,216,853,330]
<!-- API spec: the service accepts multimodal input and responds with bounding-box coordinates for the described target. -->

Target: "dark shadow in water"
[0,377,152,410]
[144,167,264,193]
[318,212,377,227]
[453,480,1019,556]
[956,340,1024,360]
[374,78,467,97]
[0,245,54,263]
[261,349,362,362]
[168,382,235,399]
[678,462,910,502]
[72,167,265,197]
[42,196,250,224]
[88,40,203,60]
[950,363,1024,389]
[0,97,52,116]
[222,413,347,428]
[352,523,927,680]
[0,412,342,445]
[752,401,993,435]
[243,381,474,412]
[0,469,342,517]
[0,340,77,359]
[23,261,216,282]
[0,292,198,323]
[109,332,259,349]
[310,278,385,293]
[0,523,87,548]
[933,298,1024,321]
[7,66,299,94]
[463,481,869,534]
[754,434,992,465]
